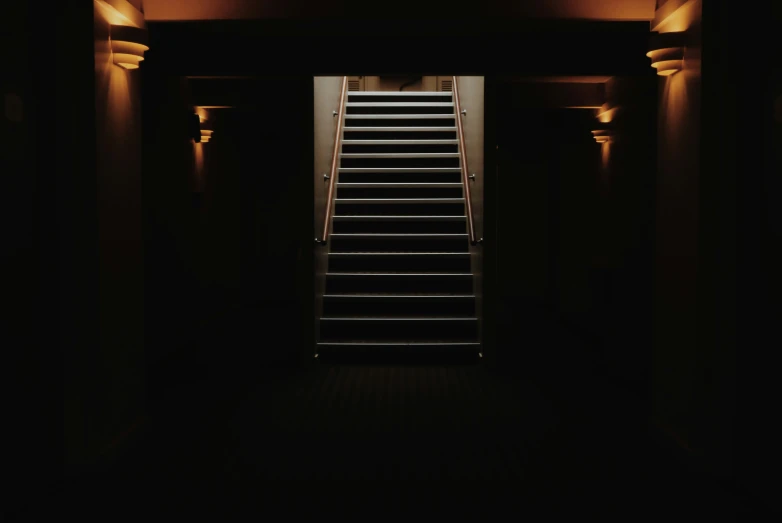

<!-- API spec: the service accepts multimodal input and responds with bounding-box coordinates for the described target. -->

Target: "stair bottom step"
[316,342,481,364]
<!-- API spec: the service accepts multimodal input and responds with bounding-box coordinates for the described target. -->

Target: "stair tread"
[347,102,454,107]
[332,233,467,236]
[326,272,472,277]
[348,92,451,96]
[324,294,475,298]
[342,140,459,145]
[336,198,464,203]
[343,127,458,132]
[339,167,461,172]
[338,184,461,187]
[333,215,465,219]
[329,252,469,255]
[317,341,479,346]
[321,316,478,321]
[345,114,455,119]
[340,153,460,158]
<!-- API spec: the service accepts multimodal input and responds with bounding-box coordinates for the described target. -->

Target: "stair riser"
[341,158,460,169]
[326,276,473,294]
[319,320,478,341]
[347,95,453,103]
[338,172,462,183]
[332,220,466,234]
[337,187,463,199]
[335,203,465,216]
[323,298,475,317]
[342,144,458,154]
[330,237,469,253]
[344,131,457,140]
[328,256,471,272]
[345,118,455,128]
[346,106,454,115]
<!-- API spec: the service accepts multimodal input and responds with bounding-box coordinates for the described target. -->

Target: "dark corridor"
[4,2,782,520]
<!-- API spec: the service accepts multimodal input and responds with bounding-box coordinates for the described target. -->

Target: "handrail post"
[453,76,477,245]
[319,76,348,245]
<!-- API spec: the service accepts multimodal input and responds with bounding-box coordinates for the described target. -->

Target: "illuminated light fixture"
[591,122,614,143]
[200,121,214,143]
[110,24,149,70]
[647,31,686,76]
[596,102,619,124]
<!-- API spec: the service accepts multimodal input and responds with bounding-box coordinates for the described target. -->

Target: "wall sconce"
[591,122,614,143]
[647,31,686,76]
[110,24,149,70]
[200,130,213,143]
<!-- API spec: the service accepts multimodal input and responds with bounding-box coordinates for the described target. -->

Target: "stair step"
[330,233,469,253]
[346,102,454,107]
[343,127,458,132]
[341,157,459,169]
[338,170,462,184]
[348,92,452,99]
[325,273,473,293]
[319,317,478,342]
[328,252,471,272]
[329,251,470,254]
[342,143,458,154]
[331,233,467,237]
[340,153,459,159]
[335,200,465,216]
[323,294,476,317]
[337,184,463,199]
[337,183,462,188]
[343,120,455,129]
[343,130,458,141]
[335,198,464,203]
[345,114,455,119]
[339,168,461,173]
[342,140,459,145]
[333,215,465,219]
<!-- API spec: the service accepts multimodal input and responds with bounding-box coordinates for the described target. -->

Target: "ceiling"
[140,0,656,21]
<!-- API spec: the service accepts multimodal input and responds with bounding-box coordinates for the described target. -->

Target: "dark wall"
[142,69,315,403]
[487,79,657,401]
[701,0,782,502]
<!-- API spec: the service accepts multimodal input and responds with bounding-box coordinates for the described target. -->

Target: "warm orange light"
[110,25,148,70]
[591,121,614,143]
[648,32,686,76]
[596,103,619,123]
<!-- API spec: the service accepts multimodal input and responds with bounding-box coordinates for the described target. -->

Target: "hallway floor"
[38,357,772,518]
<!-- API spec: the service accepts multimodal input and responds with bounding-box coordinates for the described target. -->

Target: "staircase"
[317,89,480,360]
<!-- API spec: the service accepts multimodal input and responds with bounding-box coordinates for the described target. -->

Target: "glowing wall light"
[647,31,686,76]
[110,24,149,70]
[591,121,614,143]
[200,130,213,143]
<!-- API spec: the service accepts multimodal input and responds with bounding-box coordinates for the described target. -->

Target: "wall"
[456,77,486,355]
[142,70,315,396]
[5,1,145,516]
[699,0,781,505]
[87,1,147,466]
[596,76,657,398]
[313,77,343,348]
[652,1,703,452]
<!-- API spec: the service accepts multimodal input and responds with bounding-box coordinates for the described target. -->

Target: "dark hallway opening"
[4,1,781,519]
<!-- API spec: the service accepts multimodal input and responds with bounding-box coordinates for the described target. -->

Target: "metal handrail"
[452,76,478,245]
[318,76,348,244]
